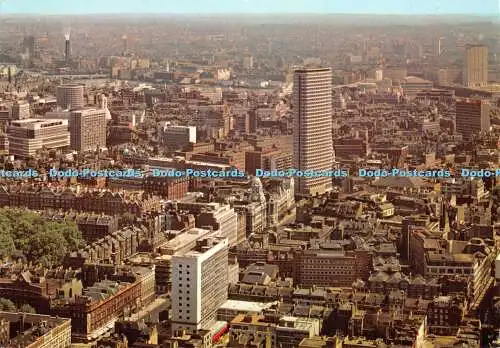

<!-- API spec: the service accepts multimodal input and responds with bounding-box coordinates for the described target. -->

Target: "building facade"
[171,237,229,333]
[0,312,71,348]
[69,108,107,151]
[464,45,488,88]
[56,84,84,110]
[292,68,334,196]
[7,119,70,158]
[11,101,30,120]
[455,98,490,139]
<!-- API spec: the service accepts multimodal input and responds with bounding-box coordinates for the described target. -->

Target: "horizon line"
[0,12,497,17]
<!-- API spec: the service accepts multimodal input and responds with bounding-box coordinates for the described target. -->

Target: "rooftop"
[219,299,277,313]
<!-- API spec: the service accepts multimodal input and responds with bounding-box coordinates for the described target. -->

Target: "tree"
[0,232,15,259]
[0,298,17,312]
[0,208,84,267]
[19,304,36,314]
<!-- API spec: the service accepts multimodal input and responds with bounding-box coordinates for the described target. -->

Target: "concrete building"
[7,119,70,158]
[293,68,334,196]
[401,76,433,97]
[177,202,239,247]
[11,101,30,120]
[159,123,196,151]
[22,35,38,60]
[51,279,141,341]
[229,314,320,348]
[243,55,254,70]
[0,312,71,348]
[455,98,490,139]
[171,237,229,332]
[464,44,488,88]
[69,108,107,151]
[294,240,372,288]
[56,84,84,110]
[65,37,71,65]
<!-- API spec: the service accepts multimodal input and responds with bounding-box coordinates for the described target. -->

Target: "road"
[278,207,296,226]
[127,297,170,322]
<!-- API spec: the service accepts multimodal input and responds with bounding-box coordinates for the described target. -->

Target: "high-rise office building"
[65,35,71,65]
[11,101,30,120]
[292,67,334,196]
[69,108,107,151]
[22,36,38,60]
[159,123,196,151]
[455,98,490,139]
[7,119,70,158]
[171,237,229,333]
[56,84,84,110]
[433,37,442,57]
[464,45,488,88]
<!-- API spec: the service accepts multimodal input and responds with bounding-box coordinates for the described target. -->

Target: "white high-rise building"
[292,67,334,196]
[171,237,229,333]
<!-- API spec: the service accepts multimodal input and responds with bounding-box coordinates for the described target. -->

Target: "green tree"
[0,232,15,259]
[27,230,68,267]
[19,304,36,314]
[0,207,84,266]
[0,298,17,312]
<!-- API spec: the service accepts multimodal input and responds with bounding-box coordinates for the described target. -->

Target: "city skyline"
[0,4,498,346]
[0,0,498,15]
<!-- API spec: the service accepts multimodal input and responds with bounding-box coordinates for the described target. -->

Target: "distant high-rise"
[292,67,334,196]
[23,36,38,60]
[122,35,128,56]
[171,237,229,333]
[65,38,71,65]
[56,84,84,110]
[464,45,488,88]
[242,55,254,70]
[69,108,107,151]
[455,98,490,139]
[433,37,442,57]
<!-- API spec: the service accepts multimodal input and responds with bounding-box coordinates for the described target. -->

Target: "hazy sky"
[0,0,498,15]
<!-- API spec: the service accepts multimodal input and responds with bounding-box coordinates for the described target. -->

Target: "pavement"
[126,297,170,322]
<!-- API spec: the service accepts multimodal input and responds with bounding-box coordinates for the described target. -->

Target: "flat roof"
[161,228,213,250]
[220,299,276,312]
[294,67,331,73]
